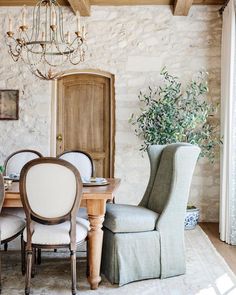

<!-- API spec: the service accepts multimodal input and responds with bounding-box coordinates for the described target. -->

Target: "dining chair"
[4,149,43,177]
[57,150,95,219]
[57,150,95,180]
[20,157,89,295]
[3,149,42,251]
[101,143,200,286]
[0,174,26,293]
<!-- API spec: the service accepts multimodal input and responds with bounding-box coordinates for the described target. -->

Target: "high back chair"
[20,158,89,295]
[0,174,26,292]
[102,143,200,286]
[4,149,42,177]
[57,150,95,180]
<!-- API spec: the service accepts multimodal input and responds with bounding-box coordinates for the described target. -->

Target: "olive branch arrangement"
[130,68,220,162]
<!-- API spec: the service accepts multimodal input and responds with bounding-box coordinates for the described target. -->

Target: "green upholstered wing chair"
[101,143,200,286]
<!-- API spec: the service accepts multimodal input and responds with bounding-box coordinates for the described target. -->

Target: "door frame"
[50,69,115,177]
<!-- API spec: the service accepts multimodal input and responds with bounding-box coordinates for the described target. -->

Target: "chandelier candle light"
[6,0,87,80]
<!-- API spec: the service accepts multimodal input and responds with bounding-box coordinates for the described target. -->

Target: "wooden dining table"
[3,178,121,290]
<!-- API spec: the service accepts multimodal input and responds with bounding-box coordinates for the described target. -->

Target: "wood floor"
[200,223,236,274]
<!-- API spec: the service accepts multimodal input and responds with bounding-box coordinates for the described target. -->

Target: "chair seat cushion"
[23,217,89,245]
[103,204,159,233]
[0,213,26,242]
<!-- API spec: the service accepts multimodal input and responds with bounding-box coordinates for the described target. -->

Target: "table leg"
[87,199,106,290]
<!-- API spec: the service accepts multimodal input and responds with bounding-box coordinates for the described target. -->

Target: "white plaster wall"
[0,5,221,221]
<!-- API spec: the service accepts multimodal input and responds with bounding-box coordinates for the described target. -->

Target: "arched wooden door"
[56,73,115,178]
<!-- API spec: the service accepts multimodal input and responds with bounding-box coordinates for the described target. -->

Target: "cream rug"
[2,226,236,295]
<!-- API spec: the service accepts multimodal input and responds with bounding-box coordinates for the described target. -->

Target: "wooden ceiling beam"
[0,0,225,8]
[173,0,193,15]
[90,0,171,4]
[89,0,224,4]
[67,0,91,16]
[0,0,69,5]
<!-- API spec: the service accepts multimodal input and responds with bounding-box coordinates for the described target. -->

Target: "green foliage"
[0,166,4,174]
[130,68,220,162]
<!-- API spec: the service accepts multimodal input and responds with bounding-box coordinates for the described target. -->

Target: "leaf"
[129,68,220,162]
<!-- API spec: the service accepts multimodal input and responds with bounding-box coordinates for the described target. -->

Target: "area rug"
[2,226,236,295]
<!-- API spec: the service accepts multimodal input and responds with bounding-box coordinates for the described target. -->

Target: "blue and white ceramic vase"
[185,207,200,230]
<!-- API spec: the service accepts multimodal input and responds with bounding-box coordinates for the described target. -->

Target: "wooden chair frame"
[20,157,84,295]
[4,149,43,176]
[3,149,42,252]
[57,150,95,177]
[0,174,25,292]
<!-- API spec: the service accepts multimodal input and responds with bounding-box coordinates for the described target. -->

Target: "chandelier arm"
[70,36,83,47]
[69,42,87,65]
[8,46,22,61]
[5,35,23,61]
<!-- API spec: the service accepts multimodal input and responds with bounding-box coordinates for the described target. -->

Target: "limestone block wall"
[0,5,221,221]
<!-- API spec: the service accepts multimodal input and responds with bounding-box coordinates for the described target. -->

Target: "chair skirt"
[101,229,161,286]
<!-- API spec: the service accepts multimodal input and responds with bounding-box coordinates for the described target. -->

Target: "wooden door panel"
[63,82,106,151]
[57,74,114,178]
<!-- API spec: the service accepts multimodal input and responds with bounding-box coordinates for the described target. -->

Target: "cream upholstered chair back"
[4,150,42,176]
[139,143,200,214]
[20,158,82,222]
[0,174,5,213]
[58,150,94,179]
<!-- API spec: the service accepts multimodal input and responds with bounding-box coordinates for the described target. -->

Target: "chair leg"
[37,248,41,265]
[71,250,77,295]
[4,243,7,252]
[21,234,26,275]
[31,249,36,278]
[86,240,89,278]
[25,250,32,295]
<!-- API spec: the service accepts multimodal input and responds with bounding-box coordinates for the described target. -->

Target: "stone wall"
[0,5,221,221]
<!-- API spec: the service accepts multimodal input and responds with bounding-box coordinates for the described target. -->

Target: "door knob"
[56,134,63,142]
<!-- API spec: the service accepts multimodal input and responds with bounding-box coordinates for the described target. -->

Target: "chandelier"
[5,0,87,80]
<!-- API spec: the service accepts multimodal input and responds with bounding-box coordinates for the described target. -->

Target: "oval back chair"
[4,149,42,177]
[57,150,94,180]
[20,157,89,295]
